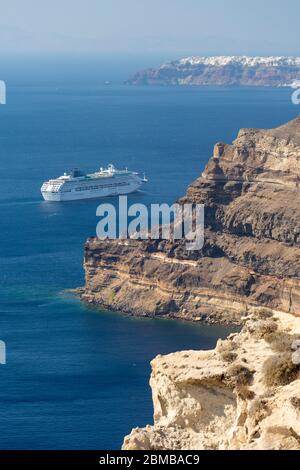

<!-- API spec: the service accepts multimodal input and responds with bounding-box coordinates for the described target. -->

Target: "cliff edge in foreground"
[123,311,300,450]
[80,116,300,325]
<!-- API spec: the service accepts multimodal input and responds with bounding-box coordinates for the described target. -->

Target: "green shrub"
[108,290,116,302]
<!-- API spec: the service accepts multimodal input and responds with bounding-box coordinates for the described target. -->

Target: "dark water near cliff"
[0,55,298,449]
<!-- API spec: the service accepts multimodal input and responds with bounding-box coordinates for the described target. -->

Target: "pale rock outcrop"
[123,312,300,450]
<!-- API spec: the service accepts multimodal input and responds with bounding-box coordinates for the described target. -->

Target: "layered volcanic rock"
[79,116,300,325]
[127,56,300,87]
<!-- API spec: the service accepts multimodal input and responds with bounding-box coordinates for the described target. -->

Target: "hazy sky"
[0,0,300,57]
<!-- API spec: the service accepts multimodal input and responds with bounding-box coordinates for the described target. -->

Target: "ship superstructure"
[41,164,147,201]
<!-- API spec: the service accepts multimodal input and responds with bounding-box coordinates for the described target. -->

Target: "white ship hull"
[42,180,142,201]
[41,165,147,202]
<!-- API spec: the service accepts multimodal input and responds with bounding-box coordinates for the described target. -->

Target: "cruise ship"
[41,164,147,201]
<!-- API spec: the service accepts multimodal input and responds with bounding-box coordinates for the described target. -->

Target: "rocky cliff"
[123,311,300,450]
[79,116,300,325]
[79,116,300,450]
[127,56,300,87]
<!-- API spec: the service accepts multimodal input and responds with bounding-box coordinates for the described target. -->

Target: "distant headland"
[127,56,300,87]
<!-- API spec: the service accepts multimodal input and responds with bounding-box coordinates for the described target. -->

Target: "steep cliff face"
[123,311,300,450]
[127,56,300,87]
[79,116,300,450]
[80,116,300,325]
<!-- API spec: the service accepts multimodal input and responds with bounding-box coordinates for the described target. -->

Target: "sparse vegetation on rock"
[123,311,300,450]
[253,320,278,340]
[263,353,300,387]
[290,397,300,410]
[236,384,255,401]
[225,364,254,386]
[265,331,300,353]
[220,351,238,363]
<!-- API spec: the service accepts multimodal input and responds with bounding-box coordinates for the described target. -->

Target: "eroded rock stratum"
[79,116,300,325]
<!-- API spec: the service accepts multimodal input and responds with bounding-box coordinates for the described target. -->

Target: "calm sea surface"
[0,55,298,449]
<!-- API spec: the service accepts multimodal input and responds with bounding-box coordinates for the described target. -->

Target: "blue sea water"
[0,55,298,449]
